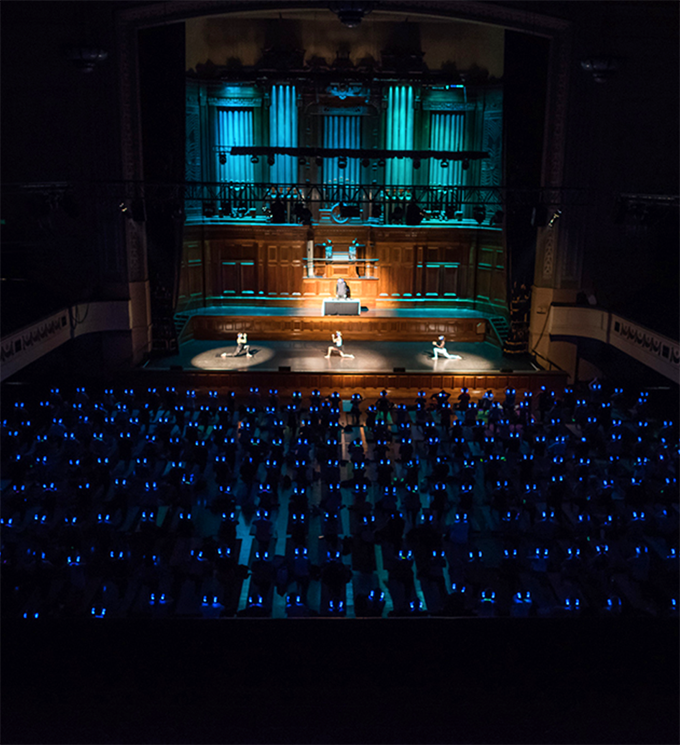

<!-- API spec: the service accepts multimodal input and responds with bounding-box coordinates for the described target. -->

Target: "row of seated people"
[1,380,677,618]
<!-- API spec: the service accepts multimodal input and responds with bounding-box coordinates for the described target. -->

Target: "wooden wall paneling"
[221,259,238,296]
[377,262,390,298]
[264,243,273,296]
[479,246,496,267]
[127,369,568,399]
[477,266,491,301]
[406,245,416,298]
[492,266,506,304]
[179,223,507,310]
[240,247,256,296]
[415,245,423,297]
[442,264,459,297]
[421,264,436,297]
[186,242,203,305]
[290,257,303,298]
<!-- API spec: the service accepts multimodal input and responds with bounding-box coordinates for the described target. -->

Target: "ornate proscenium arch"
[115,1,572,325]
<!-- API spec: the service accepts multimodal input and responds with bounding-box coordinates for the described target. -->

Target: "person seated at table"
[336,277,350,299]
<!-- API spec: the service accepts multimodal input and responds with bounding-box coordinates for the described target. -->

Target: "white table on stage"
[322,298,360,316]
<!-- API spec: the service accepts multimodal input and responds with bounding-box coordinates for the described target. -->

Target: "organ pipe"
[269,84,297,185]
[386,85,414,187]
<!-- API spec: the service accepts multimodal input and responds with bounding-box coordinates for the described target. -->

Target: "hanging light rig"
[226,146,489,164]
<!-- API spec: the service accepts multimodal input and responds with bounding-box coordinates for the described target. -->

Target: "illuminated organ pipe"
[323,115,361,188]
[429,112,465,187]
[216,109,254,185]
[269,84,297,185]
[386,85,414,187]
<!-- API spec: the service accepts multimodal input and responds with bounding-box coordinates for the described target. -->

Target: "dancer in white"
[325,331,354,359]
[432,335,461,360]
[220,332,252,358]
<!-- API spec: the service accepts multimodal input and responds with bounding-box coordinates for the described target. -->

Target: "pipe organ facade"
[181,61,505,315]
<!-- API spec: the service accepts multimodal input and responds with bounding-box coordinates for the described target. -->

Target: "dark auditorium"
[1,2,678,743]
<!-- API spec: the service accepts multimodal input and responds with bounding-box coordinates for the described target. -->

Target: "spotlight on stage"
[472,205,486,225]
[250,155,259,164]
[218,152,227,165]
[440,159,449,168]
[462,158,470,171]
[361,157,370,168]
[377,158,386,167]
[267,154,276,166]
[338,156,348,169]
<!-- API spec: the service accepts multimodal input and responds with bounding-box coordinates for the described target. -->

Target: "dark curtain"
[138,23,186,349]
[502,31,550,292]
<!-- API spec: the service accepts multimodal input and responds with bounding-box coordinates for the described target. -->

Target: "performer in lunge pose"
[432,335,461,360]
[220,332,253,358]
[325,331,354,359]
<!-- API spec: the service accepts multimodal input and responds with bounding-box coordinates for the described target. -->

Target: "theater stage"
[146,338,535,375]
[143,305,566,392]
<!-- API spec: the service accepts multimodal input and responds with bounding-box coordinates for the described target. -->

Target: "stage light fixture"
[218,152,227,165]
[413,158,421,170]
[329,1,374,28]
[361,157,370,168]
[548,209,562,227]
[462,158,470,170]
[440,160,449,168]
[298,156,307,166]
[250,155,259,164]
[267,154,276,166]
[64,45,108,72]
[377,158,386,167]
[472,205,486,225]
[581,57,619,83]
[338,156,348,169]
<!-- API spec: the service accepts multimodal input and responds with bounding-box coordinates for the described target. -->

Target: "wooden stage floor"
[146,339,537,375]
